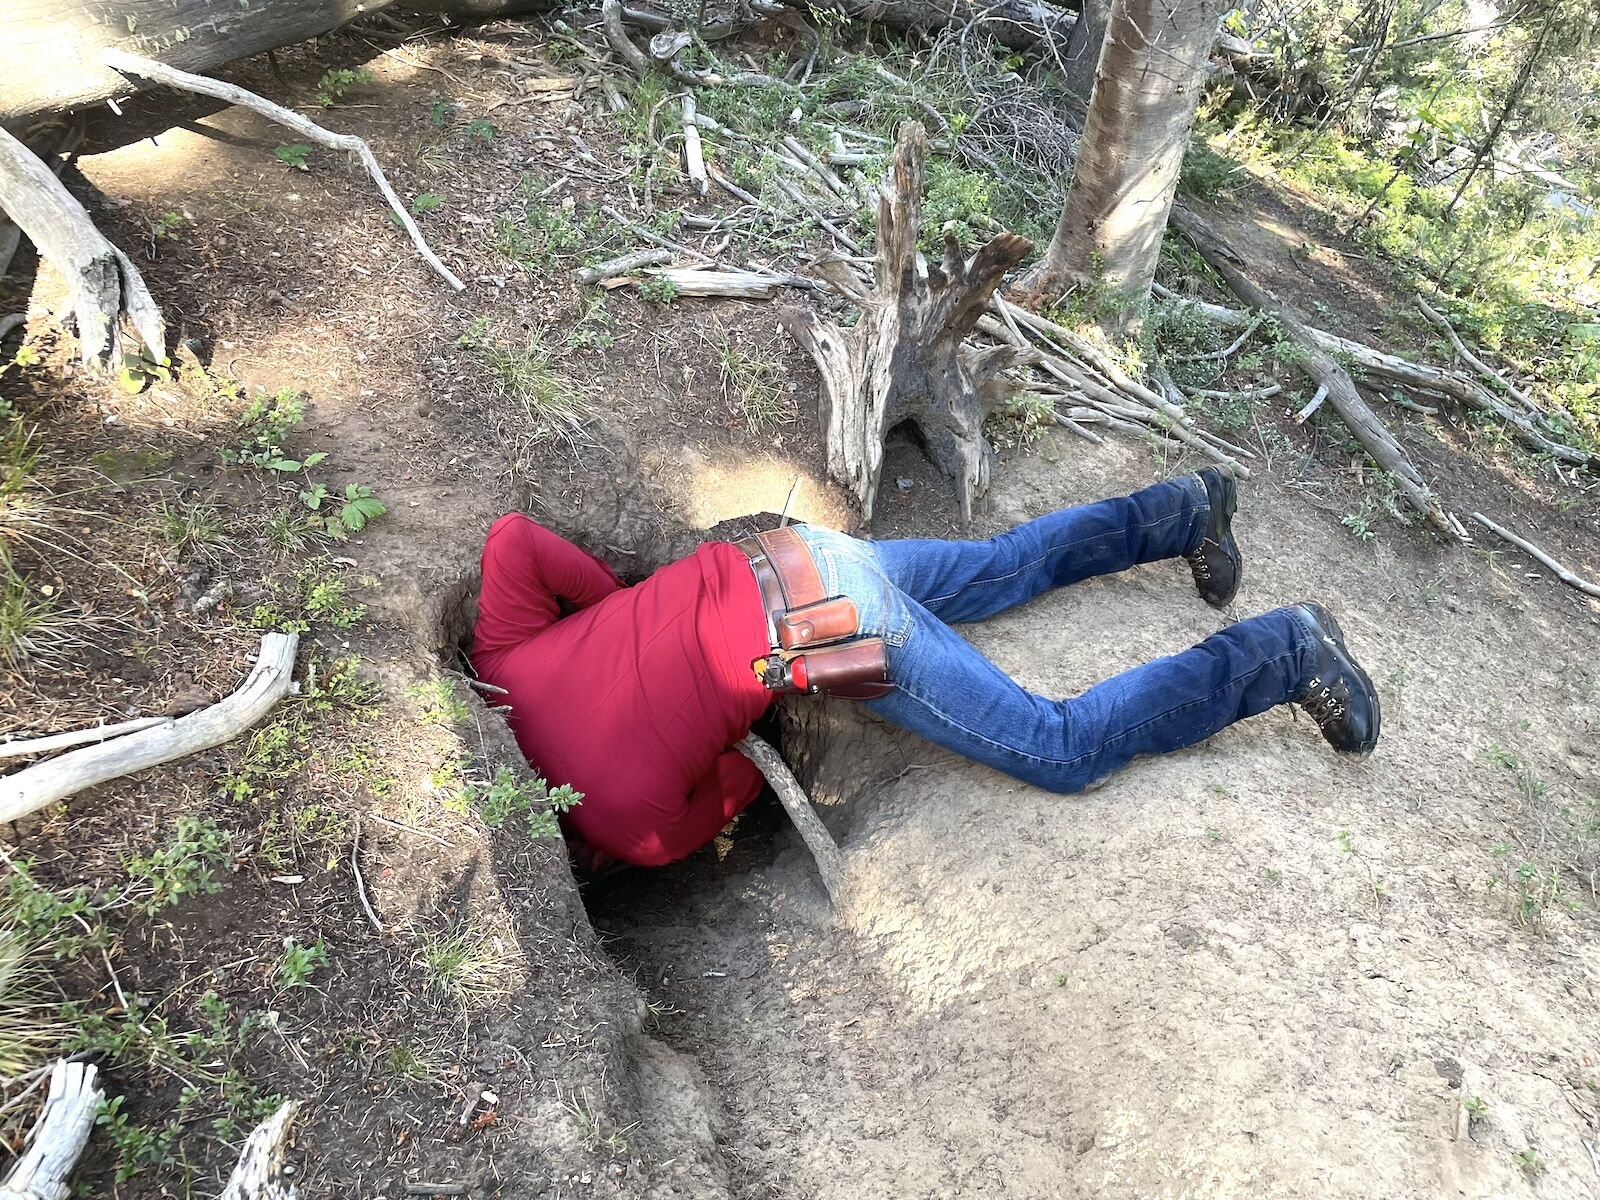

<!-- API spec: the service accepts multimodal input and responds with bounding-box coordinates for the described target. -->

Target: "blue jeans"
[794,476,1319,792]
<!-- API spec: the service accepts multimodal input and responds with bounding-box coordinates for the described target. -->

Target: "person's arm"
[475,515,624,658]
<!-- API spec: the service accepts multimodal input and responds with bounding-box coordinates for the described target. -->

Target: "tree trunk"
[1443,13,1551,219]
[785,0,1078,53]
[1020,0,1221,336]
[781,122,1033,523]
[1061,0,1110,100]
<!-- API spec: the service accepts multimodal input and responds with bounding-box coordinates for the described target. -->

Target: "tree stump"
[782,122,1033,523]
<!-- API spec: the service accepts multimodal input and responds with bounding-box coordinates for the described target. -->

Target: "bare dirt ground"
[2,15,1597,1200]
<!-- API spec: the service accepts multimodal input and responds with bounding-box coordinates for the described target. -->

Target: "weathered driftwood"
[219,1101,300,1200]
[1169,206,1458,538]
[681,93,708,198]
[1470,513,1600,600]
[102,50,465,292]
[0,1060,103,1200]
[0,125,164,371]
[737,734,844,904]
[0,716,173,761]
[0,633,297,825]
[576,248,672,285]
[783,123,1031,522]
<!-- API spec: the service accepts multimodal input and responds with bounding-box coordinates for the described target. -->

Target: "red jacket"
[470,514,774,866]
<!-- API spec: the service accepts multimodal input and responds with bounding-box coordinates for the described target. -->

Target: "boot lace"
[1299,676,1347,727]
[1187,541,1214,580]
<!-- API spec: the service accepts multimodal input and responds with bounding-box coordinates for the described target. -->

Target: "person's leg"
[865,596,1318,791]
[824,475,1213,625]
[805,537,1323,791]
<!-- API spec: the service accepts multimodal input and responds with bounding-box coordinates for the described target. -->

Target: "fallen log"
[0,125,164,372]
[0,633,298,826]
[0,0,398,124]
[783,123,1032,522]
[1153,283,1600,471]
[782,0,1077,53]
[1169,206,1458,538]
[0,1060,104,1200]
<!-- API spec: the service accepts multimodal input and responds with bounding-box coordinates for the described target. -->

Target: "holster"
[739,528,896,702]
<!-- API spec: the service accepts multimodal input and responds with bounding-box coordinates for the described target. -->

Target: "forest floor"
[2,14,1598,1200]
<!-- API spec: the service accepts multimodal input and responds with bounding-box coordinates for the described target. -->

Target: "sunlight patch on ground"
[676,451,854,531]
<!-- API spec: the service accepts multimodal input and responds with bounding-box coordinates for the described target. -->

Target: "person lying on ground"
[469,469,1380,869]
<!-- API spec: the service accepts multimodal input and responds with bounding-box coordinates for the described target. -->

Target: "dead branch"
[680,93,708,198]
[219,1102,300,1200]
[1470,513,1600,600]
[102,50,464,291]
[736,734,843,904]
[0,125,164,371]
[1170,207,1457,538]
[1415,295,1539,414]
[576,248,672,284]
[0,633,298,826]
[0,716,172,760]
[0,1060,103,1200]
[604,267,808,299]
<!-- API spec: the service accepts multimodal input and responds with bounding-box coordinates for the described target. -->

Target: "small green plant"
[1512,1149,1544,1177]
[222,389,322,473]
[467,118,497,143]
[1341,499,1380,543]
[315,68,374,107]
[123,816,232,916]
[410,192,444,215]
[274,143,311,171]
[410,678,469,726]
[151,211,184,241]
[987,390,1057,449]
[276,938,329,990]
[158,499,227,560]
[1464,1096,1489,1123]
[636,275,680,305]
[0,566,84,670]
[386,1045,435,1081]
[452,766,583,836]
[96,1096,183,1183]
[297,481,386,538]
[429,95,453,127]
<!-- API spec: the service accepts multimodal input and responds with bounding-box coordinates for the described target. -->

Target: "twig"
[599,204,713,263]
[1294,384,1329,423]
[1171,312,1266,363]
[1469,513,1600,599]
[350,818,384,934]
[102,50,464,291]
[0,715,172,760]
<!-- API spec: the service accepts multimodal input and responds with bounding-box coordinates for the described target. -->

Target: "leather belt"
[736,527,892,700]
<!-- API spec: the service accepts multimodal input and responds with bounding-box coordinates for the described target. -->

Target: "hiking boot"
[1292,603,1381,759]
[1186,467,1242,608]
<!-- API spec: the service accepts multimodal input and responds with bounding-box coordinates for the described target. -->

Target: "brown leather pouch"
[778,597,861,651]
[797,638,892,700]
